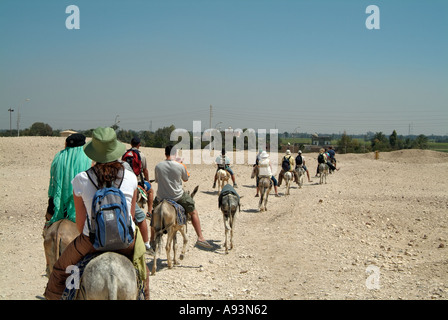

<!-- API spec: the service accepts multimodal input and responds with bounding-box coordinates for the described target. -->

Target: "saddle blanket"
[165,199,187,225]
[218,184,240,209]
[61,253,145,300]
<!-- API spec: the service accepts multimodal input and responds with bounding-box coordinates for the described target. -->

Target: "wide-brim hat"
[260,151,269,159]
[286,150,291,155]
[84,127,126,163]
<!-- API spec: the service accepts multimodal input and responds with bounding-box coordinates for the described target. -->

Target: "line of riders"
[247,146,339,197]
[43,129,339,299]
[210,145,338,198]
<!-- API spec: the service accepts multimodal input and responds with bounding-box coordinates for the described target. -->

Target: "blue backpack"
[86,168,134,251]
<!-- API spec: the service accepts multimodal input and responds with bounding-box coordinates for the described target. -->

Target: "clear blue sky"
[1,0,447,135]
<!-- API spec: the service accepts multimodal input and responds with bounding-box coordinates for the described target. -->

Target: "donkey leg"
[223,215,228,254]
[152,240,158,275]
[172,232,179,266]
[179,226,188,260]
[229,215,234,250]
[264,187,271,211]
[259,193,264,212]
[166,230,173,269]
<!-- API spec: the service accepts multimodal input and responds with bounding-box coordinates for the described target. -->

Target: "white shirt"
[72,168,137,236]
[258,158,272,177]
[215,155,230,166]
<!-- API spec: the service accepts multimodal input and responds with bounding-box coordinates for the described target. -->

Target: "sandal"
[196,239,212,249]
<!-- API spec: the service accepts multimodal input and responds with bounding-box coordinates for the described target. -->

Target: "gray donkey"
[218,184,241,254]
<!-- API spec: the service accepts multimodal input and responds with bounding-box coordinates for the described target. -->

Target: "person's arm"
[73,193,87,234]
[181,164,189,182]
[143,167,149,181]
[130,189,137,220]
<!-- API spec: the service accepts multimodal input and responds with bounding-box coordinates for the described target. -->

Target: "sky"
[1,0,447,136]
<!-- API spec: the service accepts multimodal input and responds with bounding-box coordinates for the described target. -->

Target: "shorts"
[134,204,146,223]
[139,180,151,191]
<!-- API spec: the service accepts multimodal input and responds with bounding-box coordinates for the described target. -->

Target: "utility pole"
[8,108,14,136]
[17,98,30,137]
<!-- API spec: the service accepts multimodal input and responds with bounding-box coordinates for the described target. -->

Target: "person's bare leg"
[189,209,206,242]
[147,188,154,213]
[138,220,149,243]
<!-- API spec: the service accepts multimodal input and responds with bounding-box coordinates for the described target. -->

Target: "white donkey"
[216,169,230,195]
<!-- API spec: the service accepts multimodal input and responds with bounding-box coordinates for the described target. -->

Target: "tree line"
[0,122,437,153]
[336,130,429,154]
[1,122,271,150]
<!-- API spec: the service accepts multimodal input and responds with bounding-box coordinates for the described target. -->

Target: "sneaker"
[233,183,238,188]
[146,245,155,255]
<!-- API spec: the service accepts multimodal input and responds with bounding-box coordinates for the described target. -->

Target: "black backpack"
[295,155,303,166]
[318,153,325,164]
[281,156,291,171]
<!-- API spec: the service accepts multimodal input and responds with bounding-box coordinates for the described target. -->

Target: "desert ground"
[0,136,447,300]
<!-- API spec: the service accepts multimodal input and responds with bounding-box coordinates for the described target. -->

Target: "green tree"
[337,131,366,153]
[153,125,176,148]
[412,134,428,149]
[371,132,390,151]
[389,130,398,149]
[116,129,138,144]
[27,122,53,136]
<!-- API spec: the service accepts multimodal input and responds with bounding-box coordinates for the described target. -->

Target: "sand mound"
[376,149,448,164]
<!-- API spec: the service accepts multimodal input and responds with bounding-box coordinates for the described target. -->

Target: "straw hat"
[83,127,126,163]
[260,151,269,159]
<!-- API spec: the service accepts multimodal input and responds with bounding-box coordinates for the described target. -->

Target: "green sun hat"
[84,127,126,163]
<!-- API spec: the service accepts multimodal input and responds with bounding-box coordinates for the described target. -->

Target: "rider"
[257,151,280,197]
[46,133,92,226]
[278,150,299,186]
[327,146,337,168]
[124,137,154,252]
[126,137,154,213]
[213,148,237,188]
[316,148,338,176]
[151,145,212,249]
[295,150,312,183]
[44,127,149,300]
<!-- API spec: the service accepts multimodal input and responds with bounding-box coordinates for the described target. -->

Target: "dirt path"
[0,137,447,300]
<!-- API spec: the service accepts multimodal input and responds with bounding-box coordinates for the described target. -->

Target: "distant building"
[60,130,77,138]
[311,134,332,147]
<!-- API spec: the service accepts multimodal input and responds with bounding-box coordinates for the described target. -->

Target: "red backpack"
[122,149,142,177]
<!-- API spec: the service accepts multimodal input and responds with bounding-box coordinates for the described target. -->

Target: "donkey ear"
[191,185,199,198]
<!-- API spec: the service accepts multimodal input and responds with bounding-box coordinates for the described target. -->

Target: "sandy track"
[0,136,447,300]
